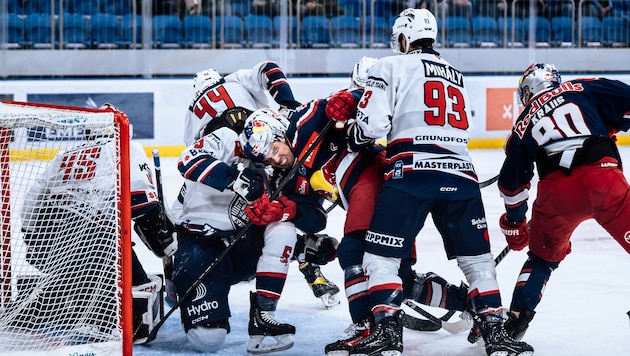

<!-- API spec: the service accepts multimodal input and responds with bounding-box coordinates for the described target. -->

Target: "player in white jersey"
[183,61,301,146]
[345,9,534,356]
[20,103,174,343]
[171,107,326,353]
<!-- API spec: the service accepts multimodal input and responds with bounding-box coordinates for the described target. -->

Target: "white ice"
[133,147,630,356]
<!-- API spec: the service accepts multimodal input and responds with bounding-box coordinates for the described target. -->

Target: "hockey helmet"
[85,103,118,140]
[517,63,562,106]
[390,8,438,54]
[241,108,289,163]
[193,68,222,98]
[350,56,378,89]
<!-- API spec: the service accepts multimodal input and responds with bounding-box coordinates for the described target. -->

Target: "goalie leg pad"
[132,274,163,344]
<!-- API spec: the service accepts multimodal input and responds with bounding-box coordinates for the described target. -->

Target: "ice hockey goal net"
[0,101,132,355]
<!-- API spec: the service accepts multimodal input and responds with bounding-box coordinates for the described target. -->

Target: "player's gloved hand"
[499,213,529,251]
[325,90,357,128]
[228,165,265,202]
[246,194,297,226]
[304,233,339,265]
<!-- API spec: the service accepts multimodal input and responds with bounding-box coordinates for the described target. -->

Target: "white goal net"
[0,101,132,355]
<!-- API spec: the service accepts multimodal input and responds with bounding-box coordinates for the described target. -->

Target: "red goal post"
[0,101,133,355]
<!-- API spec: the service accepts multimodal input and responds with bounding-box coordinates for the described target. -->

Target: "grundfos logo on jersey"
[366,231,404,248]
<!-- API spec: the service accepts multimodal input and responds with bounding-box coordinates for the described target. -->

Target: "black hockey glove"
[134,206,178,258]
[304,233,339,265]
[228,164,266,203]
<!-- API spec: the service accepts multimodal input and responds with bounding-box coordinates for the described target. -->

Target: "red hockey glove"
[325,90,357,127]
[499,213,529,251]
[246,195,297,226]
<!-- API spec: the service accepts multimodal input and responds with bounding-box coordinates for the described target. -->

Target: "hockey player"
[497,63,630,343]
[183,60,301,146]
[171,107,327,353]
[344,8,534,356]
[19,103,175,344]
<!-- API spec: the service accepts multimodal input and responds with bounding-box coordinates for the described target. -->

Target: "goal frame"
[0,100,133,355]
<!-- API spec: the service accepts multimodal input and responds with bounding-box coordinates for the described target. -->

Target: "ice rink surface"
[133,147,630,356]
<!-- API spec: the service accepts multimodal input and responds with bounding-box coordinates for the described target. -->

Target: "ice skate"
[481,314,534,356]
[299,262,341,308]
[325,317,373,356]
[504,309,535,341]
[349,312,403,356]
[247,292,295,354]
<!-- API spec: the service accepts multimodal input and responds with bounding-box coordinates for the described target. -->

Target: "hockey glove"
[325,90,357,128]
[304,233,339,265]
[499,213,529,251]
[246,194,297,226]
[228,165,266,203]
[134,206,178,258]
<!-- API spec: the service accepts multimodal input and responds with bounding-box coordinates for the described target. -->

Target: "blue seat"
[154,15,184,48]
[8,0,35,15]
[602,16,629,47]
[91,13,121,49]
[102,0,131,15]
[121,14,142,48]
[498,17,524,47]
[551,16,574,47]
[215,15,244,48]
[5,13,24,49]
[371,0,393,18]
[183,15,213,48]
[272,15,298,47]
[580,16,602,47]
[68,0,100,15]
[231,0,251,18]
[525,17,551,47]
[244,15,273,48]
[59,13,90,49]
[300,15,332,48]
[366,16,389,48]
[24,13,56,49]
[31,0,65,14]
[338,0,366,17]
[472,16,499,47]
[331,15,362,48]
[445,16,472,47]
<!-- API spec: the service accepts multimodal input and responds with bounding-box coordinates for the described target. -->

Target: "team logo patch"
[624,231,630,244]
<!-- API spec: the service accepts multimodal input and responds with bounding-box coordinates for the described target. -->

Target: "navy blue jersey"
[499,78,630,221]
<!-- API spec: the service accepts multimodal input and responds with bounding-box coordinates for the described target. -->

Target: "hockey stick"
[479,174,499,189]
[152,149,178,308]
[144,120,336,343]
[403,300,472,334]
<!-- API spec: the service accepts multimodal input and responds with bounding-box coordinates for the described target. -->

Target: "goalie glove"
[228,164,266,203]
[325,90,358,128]
[304,233,339,265]
[499,213,529,251]
[245,194,297,226]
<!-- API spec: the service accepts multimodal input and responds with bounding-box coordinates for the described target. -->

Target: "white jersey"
[353,48,479,198]
[172,127,251,232]
[183,61,294,146]
[21,138,118,229]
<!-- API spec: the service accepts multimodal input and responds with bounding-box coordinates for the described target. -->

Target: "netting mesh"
[0,103,125,355]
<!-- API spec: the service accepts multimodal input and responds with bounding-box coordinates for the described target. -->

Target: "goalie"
[19,103,177,344]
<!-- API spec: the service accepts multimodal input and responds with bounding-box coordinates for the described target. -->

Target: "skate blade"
[488,352,534,356]
[247,334,294,354]
[321,293,341,309]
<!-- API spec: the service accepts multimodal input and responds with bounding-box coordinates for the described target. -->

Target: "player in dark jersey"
[498,63,630,343]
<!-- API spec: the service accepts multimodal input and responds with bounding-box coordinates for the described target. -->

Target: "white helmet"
[193,68,222,98]
[241,108,289,163]
[390,8,438,54]
[350,56,378,89]
[517,63,562,106]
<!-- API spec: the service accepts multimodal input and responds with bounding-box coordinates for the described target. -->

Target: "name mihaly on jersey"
[423,60,464,87]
